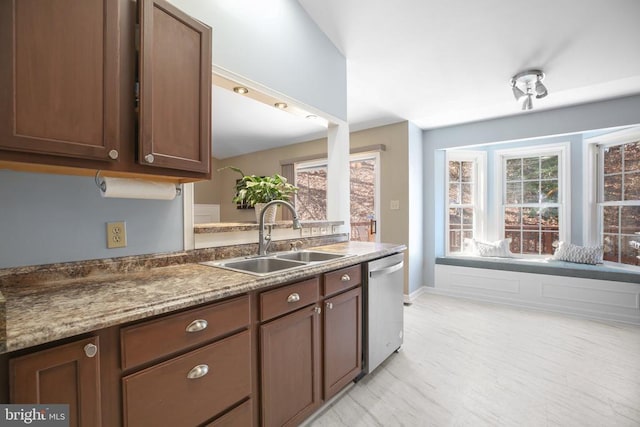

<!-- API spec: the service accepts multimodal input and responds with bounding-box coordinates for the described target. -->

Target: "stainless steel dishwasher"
[364,252,405,374]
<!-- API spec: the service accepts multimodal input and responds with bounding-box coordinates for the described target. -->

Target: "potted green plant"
[219,166,298,222]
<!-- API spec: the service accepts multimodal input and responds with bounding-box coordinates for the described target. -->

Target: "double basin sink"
[203,251,347,276]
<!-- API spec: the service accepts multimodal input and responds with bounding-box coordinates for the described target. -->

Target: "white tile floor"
[310,293,640,427]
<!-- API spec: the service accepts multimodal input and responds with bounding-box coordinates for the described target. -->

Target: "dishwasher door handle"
[369,261,404,279]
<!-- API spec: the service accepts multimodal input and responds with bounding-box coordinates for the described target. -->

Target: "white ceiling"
[212,85,327,158]
[213,0,640,158]
[298,0,640,130]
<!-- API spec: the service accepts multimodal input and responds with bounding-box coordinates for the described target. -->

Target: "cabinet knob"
[84,343,98,358]
[187,364,209,379]
[108,149,119,160]
[326,302,334,310]
[287,293,301,303]
[341,274,351,282]
[185,319,208,333]
[314,306,322,315]
[144,154,155,163]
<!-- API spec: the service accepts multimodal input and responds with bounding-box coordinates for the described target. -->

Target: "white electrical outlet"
[107,221,127,249]
[390,200,400,210]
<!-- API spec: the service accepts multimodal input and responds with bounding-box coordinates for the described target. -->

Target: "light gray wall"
[0,171,183,268]
[423,94,640,287]
[168,0,347,121]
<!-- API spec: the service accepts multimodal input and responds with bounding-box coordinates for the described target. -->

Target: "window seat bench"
[433,256,640,325]
[436,256,640,284]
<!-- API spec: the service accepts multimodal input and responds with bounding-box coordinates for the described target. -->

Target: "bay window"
[497,144,569,256]
[598,139,640,266]
[446,151,485,254]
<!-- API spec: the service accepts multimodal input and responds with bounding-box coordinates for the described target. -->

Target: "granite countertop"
[194,220,344,234]
[0,241,405,354]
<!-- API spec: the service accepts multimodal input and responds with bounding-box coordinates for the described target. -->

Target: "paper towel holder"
[94,171,182,197]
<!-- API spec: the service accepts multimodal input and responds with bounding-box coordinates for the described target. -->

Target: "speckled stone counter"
[0,241,405,354]
[194,220,344,233]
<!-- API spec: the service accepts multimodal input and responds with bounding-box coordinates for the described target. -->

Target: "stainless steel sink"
[212,257,306,275]
[275,251,345,263]
[201,250,348,276]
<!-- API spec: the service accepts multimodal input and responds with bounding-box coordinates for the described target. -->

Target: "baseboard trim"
[404,286,428,305]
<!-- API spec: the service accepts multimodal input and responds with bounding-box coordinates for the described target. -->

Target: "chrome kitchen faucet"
[258,200,302,255]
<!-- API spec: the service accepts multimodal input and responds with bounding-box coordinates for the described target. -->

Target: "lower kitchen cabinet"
[4,260,371,427]
[259,270,364,426]
[123,331,251,427]
[9,336,102,427]
[121,294,252,427]
[260,304,322,427]
[323,286,362,400]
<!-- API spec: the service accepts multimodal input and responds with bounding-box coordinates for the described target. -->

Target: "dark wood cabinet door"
[0,0,120,162]
[324,286,362,400]
[139,0,211,173]
[261,305,322,427]
[9,336,101,427]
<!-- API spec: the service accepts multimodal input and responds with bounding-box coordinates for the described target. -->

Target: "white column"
[327,121,351,235]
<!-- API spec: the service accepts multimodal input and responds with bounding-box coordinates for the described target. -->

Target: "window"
[294,153,380,242]
[446,151,485,254]
[598,139,640,266]
[295,160,327,220]
[497,144,568,256]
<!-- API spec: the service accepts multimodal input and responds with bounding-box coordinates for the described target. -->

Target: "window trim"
[585,126,640,268]
[444,150,486,255]
[493,142,571,257]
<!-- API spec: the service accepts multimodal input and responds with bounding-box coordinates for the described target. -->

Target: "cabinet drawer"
[260,278,319,322]
[121,295,249,370]
[123,330,251,427]
[324,265,362,297]
[205,399,253,427]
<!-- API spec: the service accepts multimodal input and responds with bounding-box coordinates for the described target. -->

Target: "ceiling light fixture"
[510,69,548,111]
[274,102,288,109]
[232,86,249,95]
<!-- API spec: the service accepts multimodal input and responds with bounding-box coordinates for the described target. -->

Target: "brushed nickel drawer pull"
[326,302,333,310]
[144,153,155,163]
[84,343,98,358]
[341,274,351,282]
[185,319,208,333]
[314,306,322,314]
[108,149,119,160]
[287,293,301,303]
[187,364,209,379]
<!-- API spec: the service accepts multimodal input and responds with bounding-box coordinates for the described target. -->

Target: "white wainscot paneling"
[434,265,640,325]
[448,271,520,294]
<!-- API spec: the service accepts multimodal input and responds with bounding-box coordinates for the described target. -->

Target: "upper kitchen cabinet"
[138,0,211,174]
[0,0,120,162]
[0,0,212,181]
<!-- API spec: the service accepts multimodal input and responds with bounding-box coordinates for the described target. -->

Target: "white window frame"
[444,150,486,255]
[585,126,640,269]
[494,142,570,257]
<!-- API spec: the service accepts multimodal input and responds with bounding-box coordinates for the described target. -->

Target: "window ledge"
[436,255,640,284]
